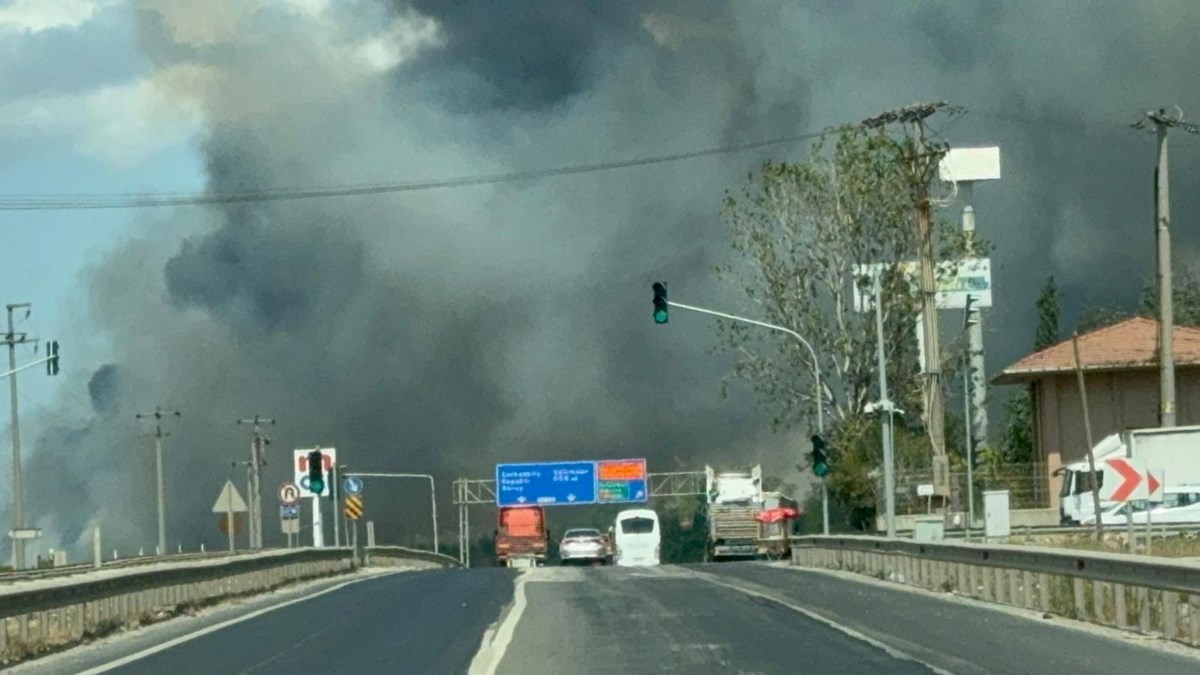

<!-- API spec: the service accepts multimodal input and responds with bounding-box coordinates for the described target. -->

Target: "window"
[620,517,656,534]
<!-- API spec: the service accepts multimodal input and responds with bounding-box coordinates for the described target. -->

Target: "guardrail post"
[1037,573,1051,613]
[1190,595,1200,645]
[1073,578,1086,620]
[1163,591,1179,641]
[1138,587,1151,633]
[1114,584,1128,628]
[1007,569,1020,606]
[1022,571,1035,609]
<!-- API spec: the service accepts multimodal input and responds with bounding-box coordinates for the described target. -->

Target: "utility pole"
[4,302,33,570]
[862,102,960,501]
[873,272,898,538]
[237,415,274,549]
[136,406,181,556]
[1133,108,1198,428]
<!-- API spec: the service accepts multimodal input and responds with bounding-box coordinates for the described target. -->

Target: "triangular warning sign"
[212,480,249,514]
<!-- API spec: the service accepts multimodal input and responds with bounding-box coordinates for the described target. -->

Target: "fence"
[884,462,1050,515]
[792,535,1200,645]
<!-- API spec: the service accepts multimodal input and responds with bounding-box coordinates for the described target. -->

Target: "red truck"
[493,506,549,567]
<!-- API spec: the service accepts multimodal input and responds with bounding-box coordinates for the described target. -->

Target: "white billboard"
[293,447,337,498]
[853,258,992,312]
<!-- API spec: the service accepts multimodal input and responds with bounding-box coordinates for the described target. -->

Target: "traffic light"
[308,449,325,495]
[810,434,830,478]
[45,340,59,376]
[652,282,668,324]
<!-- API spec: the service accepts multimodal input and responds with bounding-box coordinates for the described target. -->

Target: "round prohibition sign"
[279,482,301,506]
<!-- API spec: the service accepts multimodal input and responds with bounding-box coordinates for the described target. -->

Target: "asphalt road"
[25,562,1200,674]
[64,567,517,675]
[494,563,1200,674]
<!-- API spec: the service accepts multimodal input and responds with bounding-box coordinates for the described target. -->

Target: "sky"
[0,0,1199,559]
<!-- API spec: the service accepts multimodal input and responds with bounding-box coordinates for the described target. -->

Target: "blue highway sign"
[343,476,364,495]
[496,461,597,507]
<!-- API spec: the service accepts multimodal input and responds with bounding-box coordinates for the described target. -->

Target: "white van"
[613,509,661,567]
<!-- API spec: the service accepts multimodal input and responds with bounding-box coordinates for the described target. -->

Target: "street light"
[652,290,829,534]
[962,294,980,539]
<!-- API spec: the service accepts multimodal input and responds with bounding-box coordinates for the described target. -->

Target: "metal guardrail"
[0,550,252,584]
[364,546,461,568]
[0,548,354,620]
[793,535,1200,645]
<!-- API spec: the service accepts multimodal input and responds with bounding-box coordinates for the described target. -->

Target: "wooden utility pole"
[1133,108,1198,428]
[862,102,961,499]
[1071,333,1103,540]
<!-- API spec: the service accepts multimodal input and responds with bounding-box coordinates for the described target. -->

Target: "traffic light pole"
[665,300,828,534]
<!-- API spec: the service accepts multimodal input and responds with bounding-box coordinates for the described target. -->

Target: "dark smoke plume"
[10,0,1200,556]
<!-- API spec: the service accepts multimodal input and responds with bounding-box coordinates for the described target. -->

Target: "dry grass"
[1007,530,1200,558]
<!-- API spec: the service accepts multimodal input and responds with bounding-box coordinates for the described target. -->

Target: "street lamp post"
[665,300,828,534]
[962,295,979,539]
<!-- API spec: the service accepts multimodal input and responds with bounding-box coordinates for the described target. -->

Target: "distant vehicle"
[704,465,763,561]
[1058,425,1200,525]
[1081,487,1200,526]
[755,492,801,560]
[613,509,661,567]
[494,506,549,567]
[558,528,607,565]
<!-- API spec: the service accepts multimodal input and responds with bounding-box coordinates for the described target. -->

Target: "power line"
[0,130,827,212]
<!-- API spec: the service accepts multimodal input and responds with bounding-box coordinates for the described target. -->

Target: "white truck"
[1058,425,1200,525]
[704,465,764,561]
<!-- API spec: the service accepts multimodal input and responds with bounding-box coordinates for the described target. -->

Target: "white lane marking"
[694,572,952,675]
[468,570,529,675]
[77,570,401,674]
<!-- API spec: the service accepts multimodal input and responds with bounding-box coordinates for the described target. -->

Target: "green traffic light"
[652,282,668,324]
[310,478,325,494]
[812,462,828,478]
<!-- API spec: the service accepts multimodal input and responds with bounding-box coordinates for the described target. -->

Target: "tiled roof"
[993,317,1200,385]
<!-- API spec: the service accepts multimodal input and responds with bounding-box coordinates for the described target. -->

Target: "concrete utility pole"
[1133,108,1198,428]
[873,273,898,538]
[237,416,274,549]
[136,406,181,556]
[862,102,960,499]
[4,302,34,569]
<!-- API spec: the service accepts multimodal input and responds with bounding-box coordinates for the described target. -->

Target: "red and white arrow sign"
[1101,457,1148,502]
[1147,468,1165,502]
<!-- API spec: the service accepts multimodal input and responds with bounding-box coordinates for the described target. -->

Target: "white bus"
[613,509,661,567]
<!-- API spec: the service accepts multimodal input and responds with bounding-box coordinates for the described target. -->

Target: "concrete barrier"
[0,548,354,666]
[363,546,461,569]
[792,535,1200,646]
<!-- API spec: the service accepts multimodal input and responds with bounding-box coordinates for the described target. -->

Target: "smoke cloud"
[9,0,1200,555]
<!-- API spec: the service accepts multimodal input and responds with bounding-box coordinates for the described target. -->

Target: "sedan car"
[558,528,608,565]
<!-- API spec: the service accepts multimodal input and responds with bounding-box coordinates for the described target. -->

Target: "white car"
[558,528,608,565]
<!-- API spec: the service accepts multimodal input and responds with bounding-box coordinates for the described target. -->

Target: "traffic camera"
[307,449,325,495]
[810,434,830,478]
[652,282,668,324]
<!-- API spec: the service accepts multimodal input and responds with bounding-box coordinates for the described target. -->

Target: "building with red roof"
[993,317,1200,508]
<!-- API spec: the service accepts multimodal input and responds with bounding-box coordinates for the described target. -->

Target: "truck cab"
[494,506,549,567]
[704,465,764,561]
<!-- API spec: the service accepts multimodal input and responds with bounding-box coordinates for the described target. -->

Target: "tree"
[1076,305,1132,334]
[716,125,969,528]
[1137,267,1200,328]
[1034,276,1061,351]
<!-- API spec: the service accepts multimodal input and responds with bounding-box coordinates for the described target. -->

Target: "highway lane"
[495,565,932,674]
[493,564,1200,674]
[91,567,516,674]
[708,563,1200,674]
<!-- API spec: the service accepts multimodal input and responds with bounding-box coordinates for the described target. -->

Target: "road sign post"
[212,480,248,552]
[294,448,336,547]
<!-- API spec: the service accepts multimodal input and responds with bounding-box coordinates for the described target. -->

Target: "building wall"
[1036,367,1200,509]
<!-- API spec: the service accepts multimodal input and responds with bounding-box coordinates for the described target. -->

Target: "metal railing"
[793,535,1200,645]
[364,546,460,568]
[0,549,251,584]
[885,463,1051,514]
